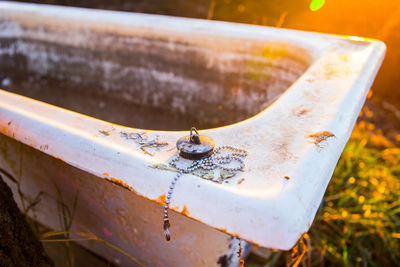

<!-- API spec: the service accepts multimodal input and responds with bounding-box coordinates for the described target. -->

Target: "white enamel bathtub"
[0,2,385,266]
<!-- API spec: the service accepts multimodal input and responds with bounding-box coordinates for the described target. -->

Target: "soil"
[0,175,54,267]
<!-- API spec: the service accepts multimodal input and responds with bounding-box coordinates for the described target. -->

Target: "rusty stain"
[103,172,110,177]
[104,177,135,192]
[297,109,309,116]
[156,194,166,205]
[217,228,228,234]
[55,156,65,162]
[0,126,7,135]
[7,121,12,126]
[180,205,190,216]
[292,105,310,117]
[237,178,245,184]
[284,176,290,180]
[308,131,335,145]
[99,130,111,136]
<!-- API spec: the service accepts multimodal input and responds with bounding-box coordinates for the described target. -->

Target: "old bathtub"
[0,1,385,266]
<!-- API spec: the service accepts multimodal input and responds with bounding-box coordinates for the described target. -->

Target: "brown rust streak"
[0,126,8,135]
[55,156,65,162]
[99,130,111,136]
[297,109,309,116]
[180,205,190,216]
[216,227,240,238]
[308,131,335,144]
[156,194,166,205]
[217,228,228,234]
[104,177,136,193]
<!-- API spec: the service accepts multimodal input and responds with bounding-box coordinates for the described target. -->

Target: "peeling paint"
[99,130,111,136]
[104,177,135,192]
[308,131,335,146]
[121,131,168,156]
[156,194,166,205]
[298,109,309,116]
[55,156,65,162]
[180,205,190,216]
[150,162,236,183]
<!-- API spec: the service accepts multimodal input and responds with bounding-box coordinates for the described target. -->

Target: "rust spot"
[297,109,309,116]
[217,228,228,234]
[156,194,166,205]
[0,126,7,135]
[308,131,335,145]
[55,157,65,162]
[284,176,290,180]
[99,130,110,136]
[237,178,245,184]
[104,177,134,192]
[103,172,110,177]
[180,205,190,216]
[7,121,12,126]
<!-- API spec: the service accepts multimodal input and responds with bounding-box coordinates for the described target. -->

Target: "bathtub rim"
[0,1,386,250]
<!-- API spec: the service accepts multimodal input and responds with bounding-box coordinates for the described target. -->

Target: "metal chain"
[163,146,247,241]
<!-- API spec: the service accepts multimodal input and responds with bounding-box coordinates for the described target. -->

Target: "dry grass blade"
[287,234,308,267]
[41,211,146,267]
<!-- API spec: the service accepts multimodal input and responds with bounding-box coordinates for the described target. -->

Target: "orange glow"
[346,36,368,42]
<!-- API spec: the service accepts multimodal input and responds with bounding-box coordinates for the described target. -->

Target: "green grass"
[264,107,400,266]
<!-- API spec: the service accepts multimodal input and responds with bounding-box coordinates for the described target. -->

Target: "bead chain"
[163,146,247,241]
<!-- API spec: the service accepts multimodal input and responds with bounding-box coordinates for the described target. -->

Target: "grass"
[259,103,400,266]
[306,120,400,266]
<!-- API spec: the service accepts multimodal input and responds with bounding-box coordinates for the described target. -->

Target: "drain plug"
[176,127,214,159]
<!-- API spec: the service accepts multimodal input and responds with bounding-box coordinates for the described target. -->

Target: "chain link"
[163,146,247,241]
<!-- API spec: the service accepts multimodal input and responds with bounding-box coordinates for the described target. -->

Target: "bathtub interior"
[0,24,311,130]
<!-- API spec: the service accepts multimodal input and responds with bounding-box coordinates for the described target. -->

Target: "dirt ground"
[0,174,54,267]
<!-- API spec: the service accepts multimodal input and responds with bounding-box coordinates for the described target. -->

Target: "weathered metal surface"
[0,1,385,259]
[0,134,249,266]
